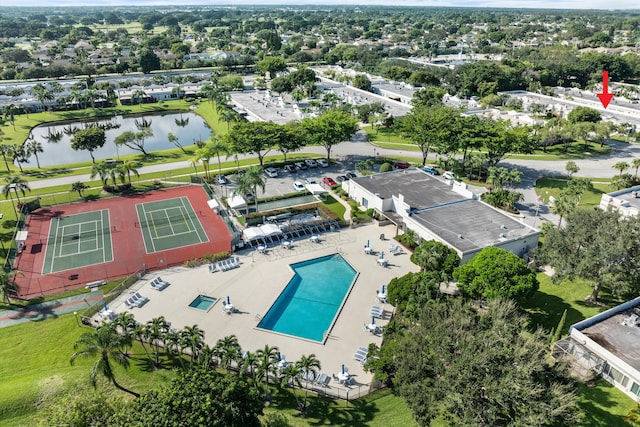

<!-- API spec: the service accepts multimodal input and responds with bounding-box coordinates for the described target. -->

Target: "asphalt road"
[26,131,639,228]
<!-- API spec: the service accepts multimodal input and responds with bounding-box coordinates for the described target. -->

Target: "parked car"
[317,159,329,168]
[305,159,318,168]
[293,181,305,192]
[336,175,348,183]
[305,178,318,185]
[345,171,357,179]
[294,161,307,170]
[264,167,278,178]
[393,160,411,169]
[283,164,297,173]
[245,193,255,202]
[423,166,440,175]
[443,171,457,180]
[215,175,228,185]
[323,176,337,186]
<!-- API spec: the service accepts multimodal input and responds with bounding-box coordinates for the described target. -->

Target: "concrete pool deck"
[105,223,419,397]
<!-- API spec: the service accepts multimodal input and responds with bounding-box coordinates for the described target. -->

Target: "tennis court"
[135,197,209,253]
[42,210,114,274]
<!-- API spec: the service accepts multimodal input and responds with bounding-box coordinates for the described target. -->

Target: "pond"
[25,111,211,167]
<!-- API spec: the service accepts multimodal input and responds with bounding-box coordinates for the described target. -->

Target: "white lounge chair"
[371,306,384,318]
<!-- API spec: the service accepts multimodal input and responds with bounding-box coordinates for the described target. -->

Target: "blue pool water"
[189,295,216,311]
[258,254,358,342]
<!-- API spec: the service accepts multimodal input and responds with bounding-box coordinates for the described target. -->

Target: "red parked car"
[322,177,337,186]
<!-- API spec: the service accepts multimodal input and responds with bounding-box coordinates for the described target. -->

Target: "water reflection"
[26,111,211,167]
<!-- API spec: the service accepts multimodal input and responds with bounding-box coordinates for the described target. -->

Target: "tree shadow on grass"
[576,380,633,427]
[521,290,586,334]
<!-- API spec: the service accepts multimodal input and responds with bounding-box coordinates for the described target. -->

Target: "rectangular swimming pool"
[257,254,358,342]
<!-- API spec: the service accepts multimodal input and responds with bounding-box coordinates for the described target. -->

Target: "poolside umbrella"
[277,352,282,361]
[227,296,230,305]
[341,364,345,375]
[380,251,384,259]
[381,285,386,294]
[103,301,108,311]
[367,239,370,247]
[371,316,375,325]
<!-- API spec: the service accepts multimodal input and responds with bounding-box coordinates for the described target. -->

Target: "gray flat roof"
[612,188,640,211]
[582,305,640,373]
[412,200,538,254]
[352,169,467,209]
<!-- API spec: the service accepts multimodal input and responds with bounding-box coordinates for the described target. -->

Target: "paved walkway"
[0,291,104,328]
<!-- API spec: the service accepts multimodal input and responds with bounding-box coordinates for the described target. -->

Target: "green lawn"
[577,380,637,427]
[535,176,611,209]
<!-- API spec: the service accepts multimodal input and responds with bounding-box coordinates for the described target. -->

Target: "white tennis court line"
[178,197,207,243]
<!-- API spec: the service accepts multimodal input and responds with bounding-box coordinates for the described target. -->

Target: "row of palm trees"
[89,160,141,189]
[0,139,43,172]
[72,312,322,409]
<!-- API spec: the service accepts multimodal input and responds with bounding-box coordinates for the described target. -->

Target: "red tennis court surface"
[14,185,232,299]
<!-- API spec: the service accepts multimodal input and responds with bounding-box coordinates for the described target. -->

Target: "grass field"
[535,176,611,209]
[0,271,636,426]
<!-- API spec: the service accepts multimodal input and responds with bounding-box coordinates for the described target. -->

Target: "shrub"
[379,162,393,173]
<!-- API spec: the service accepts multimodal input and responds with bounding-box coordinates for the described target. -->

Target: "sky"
[5,0,639,10]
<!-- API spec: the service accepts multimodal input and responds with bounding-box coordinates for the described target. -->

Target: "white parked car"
[293,181,306,192]
[264,167,278,178]
[305,178,318,185]
[317,159,329,168]
[305,159,318,168]
[443,171,457,181]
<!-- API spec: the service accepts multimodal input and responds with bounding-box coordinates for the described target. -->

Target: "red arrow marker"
[597,70,614,109]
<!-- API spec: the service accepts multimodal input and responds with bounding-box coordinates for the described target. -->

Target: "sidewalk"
[0,291,104,328]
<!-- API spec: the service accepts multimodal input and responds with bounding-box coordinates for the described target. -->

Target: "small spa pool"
[188,295,216,311]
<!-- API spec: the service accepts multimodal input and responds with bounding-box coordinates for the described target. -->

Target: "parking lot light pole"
[73,311,79,327]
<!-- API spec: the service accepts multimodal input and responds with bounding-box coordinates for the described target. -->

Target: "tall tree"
[400,106,458,165]
[300,109,358,161]
[454,246,539,303]
[256,344,279,400]
[117,160,141,185]
[410,240,460,278]
[395,299,581,426]
[114,129,151,156]
[110,366,262,426]
[71,127,106,164]
[167,132,186,153]
[3,175,30,204]
[0,270,20,304]
[70,181,89,198]
[24,137,44,168]
[228,121,281,166]
[70,324,140,398]
[535,208,640,301]
[295,354,321,410]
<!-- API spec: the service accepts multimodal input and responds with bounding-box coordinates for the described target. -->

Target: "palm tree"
[632,158,640,179]
[207,137,229,177]
[613,161,630,178]
[24,137,44,169]
[70,324,140,397]
[180,324,205,368]
[90,162,112,186]
[164,330,184,368]
[133,323,153,365]
[70,181,89,198]
[218,106,239,131]
[3,103,17,130]
[241,350,259,386]
[279,363,303,409]
[11,144,28,173]
[146,316,170,368]
[296,354,321,409]
[213,335,242,373]
[31,83,53,112]
[192,146,212,179]
[117,160,141,185]
[112,312,136,356]
[197,343,216,370]
[3,175,30,209]
[256,344,279,400]
[0,269,20,304]
[167,132,186,153]
[0,145,15,171]
[243,165,266,212]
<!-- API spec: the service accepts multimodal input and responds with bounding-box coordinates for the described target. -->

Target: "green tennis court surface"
[135,197,209,253]
[42,210,114,274]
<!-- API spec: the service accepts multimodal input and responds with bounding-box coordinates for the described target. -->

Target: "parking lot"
[214,158,359,200]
